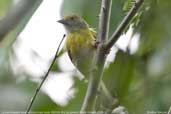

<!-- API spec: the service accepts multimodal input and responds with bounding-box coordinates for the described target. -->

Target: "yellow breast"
[66,28,95,57]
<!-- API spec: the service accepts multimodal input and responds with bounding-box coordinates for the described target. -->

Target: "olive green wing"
[89,28,99,48]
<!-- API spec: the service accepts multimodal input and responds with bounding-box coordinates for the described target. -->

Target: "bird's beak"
[57,19,68,25]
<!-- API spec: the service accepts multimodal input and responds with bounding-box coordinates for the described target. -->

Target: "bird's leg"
[94,40,111,55]
[94,40,100,48]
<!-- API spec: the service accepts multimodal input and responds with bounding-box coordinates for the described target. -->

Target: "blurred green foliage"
[0,0,171,113]
[61,0,171,113]
[0,0,11,17]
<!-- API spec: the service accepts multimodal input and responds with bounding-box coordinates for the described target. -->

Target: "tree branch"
[81,0,144,112]
[26,34,65,114]
[97,0,112,43]
[0,0,42,42]
[104,0,144,50]
[81,0,112,112]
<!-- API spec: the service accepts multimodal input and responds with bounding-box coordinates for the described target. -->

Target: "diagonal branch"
[81,0,112,112]
[26,34,65,114]
[104,0,144,50]
[0,0,42,42]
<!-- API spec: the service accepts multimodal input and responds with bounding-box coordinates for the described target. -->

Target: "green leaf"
[123,0,135,13]
[137,0,171,56]
[103,50,136,100]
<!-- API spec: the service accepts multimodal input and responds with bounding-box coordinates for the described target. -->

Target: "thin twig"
[80,0,112,112]
[0,0,42,41]
[104,0,144,50]
[26,34,66,114]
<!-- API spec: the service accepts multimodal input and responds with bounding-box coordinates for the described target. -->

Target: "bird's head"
[58,15,88,32]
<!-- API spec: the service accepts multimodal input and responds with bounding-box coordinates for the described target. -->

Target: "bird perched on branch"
[58,15,97,77]
[58,15,114,103]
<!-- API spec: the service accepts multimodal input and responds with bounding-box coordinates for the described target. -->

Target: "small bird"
[58,15,114,102]
[58,15,97,77]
